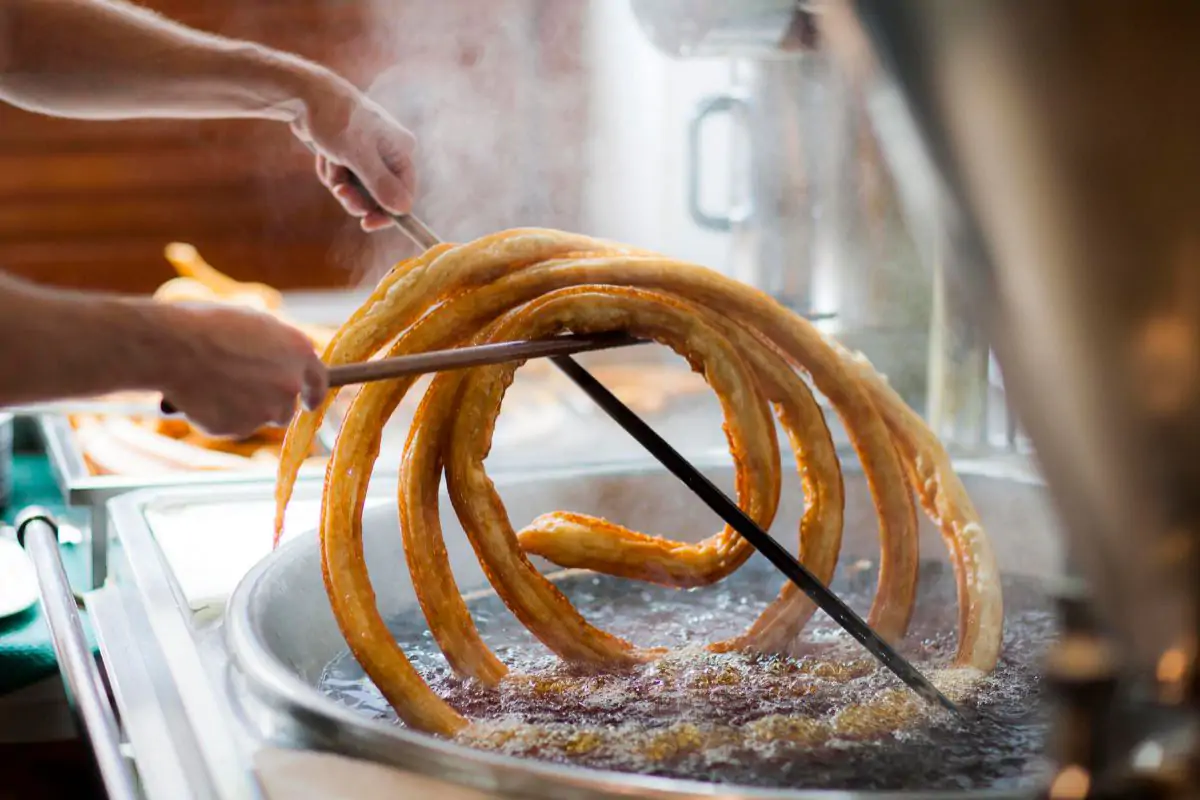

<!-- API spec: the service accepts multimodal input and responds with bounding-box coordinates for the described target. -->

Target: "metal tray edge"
[36,414,341,507]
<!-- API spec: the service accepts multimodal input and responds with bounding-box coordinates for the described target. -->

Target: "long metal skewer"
[159,334,644,415]
[551,356,963,718]
[326,333,642,387]
[357,189,960,718]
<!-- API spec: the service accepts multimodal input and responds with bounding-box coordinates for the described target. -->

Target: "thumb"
[352,123,415,215]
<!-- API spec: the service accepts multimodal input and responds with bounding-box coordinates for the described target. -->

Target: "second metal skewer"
[551,356,963,718]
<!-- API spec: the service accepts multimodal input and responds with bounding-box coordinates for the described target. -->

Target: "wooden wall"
[0,0,589,294]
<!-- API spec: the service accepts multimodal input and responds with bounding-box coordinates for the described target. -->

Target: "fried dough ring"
[279,229,1001,736]
[318,280,848,734]
[404,287,840,671]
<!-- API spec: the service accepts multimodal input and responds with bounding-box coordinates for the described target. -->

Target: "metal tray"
[224,456,1058,800]
[37,413,339,587]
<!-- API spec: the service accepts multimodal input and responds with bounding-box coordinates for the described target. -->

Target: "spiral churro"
[274,228,1002,737]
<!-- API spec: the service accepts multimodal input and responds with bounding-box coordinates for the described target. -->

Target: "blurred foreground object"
[849,0,1200,793]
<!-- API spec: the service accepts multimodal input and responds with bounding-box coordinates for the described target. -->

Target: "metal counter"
[66,452,1048,800]
[90,478,348,800]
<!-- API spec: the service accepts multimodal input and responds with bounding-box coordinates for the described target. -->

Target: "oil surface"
[321,558,1053,791]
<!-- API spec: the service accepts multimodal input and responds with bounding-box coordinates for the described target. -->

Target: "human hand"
[158,304,328,439]
[292,74,416,232]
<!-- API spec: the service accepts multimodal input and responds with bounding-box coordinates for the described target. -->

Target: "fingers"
[319,159,407,229]
[324,172,408,231]
[333,183,376,216]
[169,330,328,437]
[312,108,417,226]
[357,140,416,218]
[360,211,394,232]
[316,153,373,214]
[302,358,329,411]
[315,154,334,186]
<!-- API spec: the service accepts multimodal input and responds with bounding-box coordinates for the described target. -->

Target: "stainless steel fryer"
[221,456,1057,799]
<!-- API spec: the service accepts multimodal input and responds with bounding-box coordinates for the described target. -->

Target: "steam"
[339,0,593,284]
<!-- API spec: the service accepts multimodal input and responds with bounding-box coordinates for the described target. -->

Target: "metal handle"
[16,507,138,800]
[686,92,752,232]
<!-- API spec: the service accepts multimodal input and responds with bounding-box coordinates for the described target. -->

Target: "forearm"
[0,0,347,122]
[0,273,182,406]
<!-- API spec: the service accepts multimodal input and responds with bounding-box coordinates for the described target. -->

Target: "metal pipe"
[16,507,138,800]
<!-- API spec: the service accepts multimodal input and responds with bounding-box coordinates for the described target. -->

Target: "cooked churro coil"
[274,228,1002,737]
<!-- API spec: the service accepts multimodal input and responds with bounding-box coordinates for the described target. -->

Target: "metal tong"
[361,191,961,718]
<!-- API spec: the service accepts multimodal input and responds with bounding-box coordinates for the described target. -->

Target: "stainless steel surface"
[0,412,11,508]
[630,0,814,59]
[835,28,993,457]
[686,90,749,233]
[687,58,843,322]
[650,7,935,412]
[926,228,991,454]
[36,414,338,588]
[88,587,207,800]
[16,508,139,800]
[217,459,1053,799]
[851,0,1200,683]
[328,333,644,388]
[104,485,270,800]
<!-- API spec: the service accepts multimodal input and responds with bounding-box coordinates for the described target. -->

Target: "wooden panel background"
[0,0,589,293]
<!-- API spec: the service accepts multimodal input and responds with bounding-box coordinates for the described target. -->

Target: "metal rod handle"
[326,332,643,388]
[16,507,138,800]
[392,214,440,251]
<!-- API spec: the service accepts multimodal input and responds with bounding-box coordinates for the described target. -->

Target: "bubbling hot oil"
[321,559,1053,791]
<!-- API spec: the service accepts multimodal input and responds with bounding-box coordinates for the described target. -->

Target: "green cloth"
[0,454,96,695]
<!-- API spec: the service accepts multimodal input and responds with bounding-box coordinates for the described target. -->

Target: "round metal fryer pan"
[226,459,1059,799]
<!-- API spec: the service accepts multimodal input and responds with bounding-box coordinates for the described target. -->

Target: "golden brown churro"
[273,228,1002,737]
